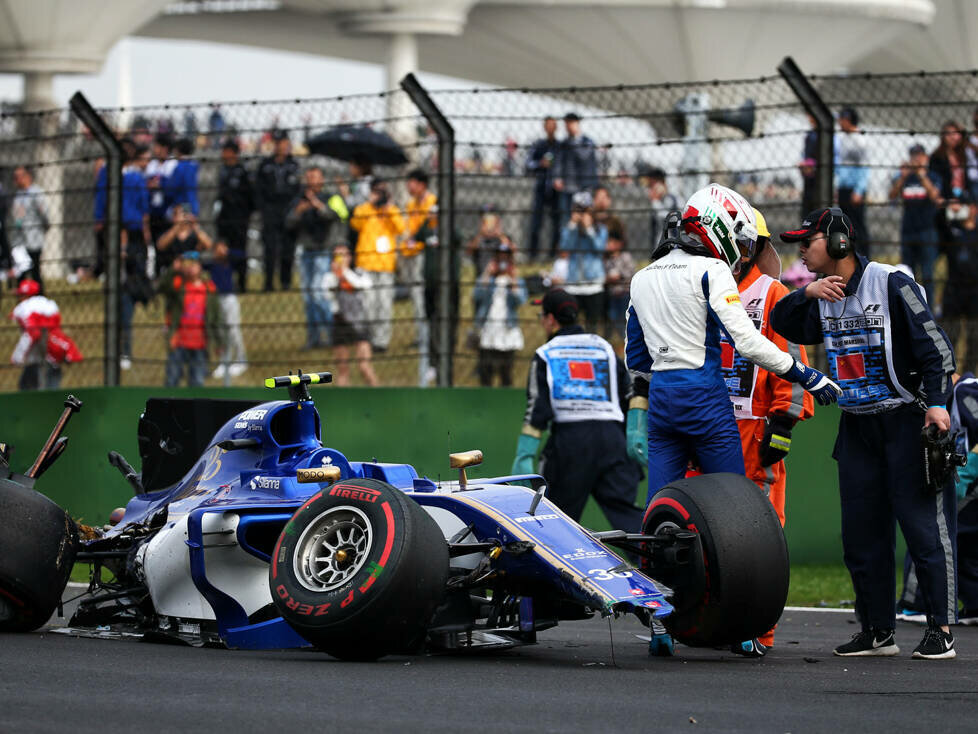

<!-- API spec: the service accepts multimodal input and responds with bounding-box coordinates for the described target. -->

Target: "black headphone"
[825,206,853,260]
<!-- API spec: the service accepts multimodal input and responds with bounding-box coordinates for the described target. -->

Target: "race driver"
[624,183,839,499]
[718,207,814,657]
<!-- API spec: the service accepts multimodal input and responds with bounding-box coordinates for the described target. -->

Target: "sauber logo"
[329,484,381,503]
[249,476,281,491]
[514,513,558,523]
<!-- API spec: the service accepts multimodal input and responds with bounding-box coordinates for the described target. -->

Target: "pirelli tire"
[643,473,789,647]
[269,478,449,661]
[0,480,79,633]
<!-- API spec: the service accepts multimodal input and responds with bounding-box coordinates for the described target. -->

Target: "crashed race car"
[0,372,789,660]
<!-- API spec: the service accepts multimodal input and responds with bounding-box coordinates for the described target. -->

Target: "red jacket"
[10,296,83,366]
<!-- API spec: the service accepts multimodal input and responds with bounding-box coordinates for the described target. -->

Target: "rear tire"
[0,480,78,632]
[643,473,789,647]
[269,478,448,660]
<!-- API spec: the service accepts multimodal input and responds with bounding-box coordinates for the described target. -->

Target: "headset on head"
[825,206,852,260]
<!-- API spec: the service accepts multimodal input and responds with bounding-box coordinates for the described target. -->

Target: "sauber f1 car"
[0,373,789,660]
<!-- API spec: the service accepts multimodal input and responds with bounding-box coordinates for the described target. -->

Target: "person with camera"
[472,242,527,387]
[889,143,942,304]
[349,179,406,353]
[512,288,643,532]
[560,190,606,332]
[770,207,959,660]
[941,193,978,373]
[286,166,347,351]
[466,204,514,275]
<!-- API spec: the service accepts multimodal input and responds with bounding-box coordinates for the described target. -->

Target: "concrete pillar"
[23,71,56,112]
[386,31,419,154]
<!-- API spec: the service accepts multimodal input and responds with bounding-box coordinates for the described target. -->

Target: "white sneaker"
[424,366,437,386]
[228,362,248,377]
[120,356,132,371]
[212,364,228,379]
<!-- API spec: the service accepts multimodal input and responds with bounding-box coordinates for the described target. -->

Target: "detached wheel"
[269,478,448,660]
[643,473,789,647]
[0,480,78,632]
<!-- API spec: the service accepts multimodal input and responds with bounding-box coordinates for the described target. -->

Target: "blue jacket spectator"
[554,113,598,194]
[164,138,200,217]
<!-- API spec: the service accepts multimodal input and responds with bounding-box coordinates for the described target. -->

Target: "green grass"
[69,560,859,610]
[786,564,855,608]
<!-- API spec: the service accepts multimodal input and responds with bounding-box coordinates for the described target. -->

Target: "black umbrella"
[306,125,408,166]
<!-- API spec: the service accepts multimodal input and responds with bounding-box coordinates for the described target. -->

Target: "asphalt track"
[2,603,976,734]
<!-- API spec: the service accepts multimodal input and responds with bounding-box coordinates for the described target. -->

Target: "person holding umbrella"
[349,179,407,353]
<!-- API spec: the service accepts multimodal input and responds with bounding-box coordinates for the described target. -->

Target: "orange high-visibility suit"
[719,262,814,646]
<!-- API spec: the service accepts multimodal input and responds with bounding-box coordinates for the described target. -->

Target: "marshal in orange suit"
[720,208,815,650]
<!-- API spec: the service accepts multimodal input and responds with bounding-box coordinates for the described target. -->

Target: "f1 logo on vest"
[568,361,596,380]
[835,353,866,380]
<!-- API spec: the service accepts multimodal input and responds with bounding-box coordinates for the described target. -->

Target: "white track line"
[784,605,854,614]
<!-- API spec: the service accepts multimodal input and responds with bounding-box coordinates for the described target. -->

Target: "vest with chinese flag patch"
[819,262,914,414]
[719,273,775,419]
[536,332,623,423]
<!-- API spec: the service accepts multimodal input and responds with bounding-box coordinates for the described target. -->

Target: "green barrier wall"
[0,387,855,563]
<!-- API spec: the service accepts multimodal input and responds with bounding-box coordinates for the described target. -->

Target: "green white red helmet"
[681,183,758,270]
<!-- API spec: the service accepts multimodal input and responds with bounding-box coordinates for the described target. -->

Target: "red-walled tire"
[0,480,78,632]
[643,473,789,647]
[269,478,448,660]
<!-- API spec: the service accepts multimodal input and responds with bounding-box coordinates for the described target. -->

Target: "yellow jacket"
[402,192,438,257]
[350,202,406,272]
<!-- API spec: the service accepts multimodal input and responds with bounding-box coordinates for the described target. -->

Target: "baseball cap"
[838,106,859,125]
[752,208,771,239]
[534,288,578,325]
[571,190,593,209]
[563,112,581,122]
[16,279,40,297]
[909,143,927,156]
[780,207,854,243]
[181,250,201,261]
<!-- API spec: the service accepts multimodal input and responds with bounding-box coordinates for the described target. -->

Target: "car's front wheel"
[643,473,789,647]
[269,478,448,660]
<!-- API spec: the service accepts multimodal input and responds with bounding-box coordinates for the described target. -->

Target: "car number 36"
[587,568,633,581]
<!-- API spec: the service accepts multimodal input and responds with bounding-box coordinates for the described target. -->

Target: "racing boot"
[648,620,674,657]
[731,638,767,658]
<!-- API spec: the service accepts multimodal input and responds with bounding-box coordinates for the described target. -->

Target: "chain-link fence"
[2,65,977,392]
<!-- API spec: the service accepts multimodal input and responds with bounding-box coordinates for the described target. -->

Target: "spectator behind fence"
[9,278,82,391]
[593,185,625,242]
[466,204,515,275]
[525,115,561,261]
[641,167,680,252]
[161,251,223,387]
[835,107,870,255]
[157,203,212,260]
[207,240,247,379]
[146,133,176,265]
[559,190,607,332]
[350,179,405,352]
[164,137,200,220]
[9,166,49,287]
[215,139,255,293]
[255,130,301,291]
[286,166,347,350]
[929,120,978,246]
[554,112,598,226]
[800,114,820,216]
[890,143,942,304]
[604,230,634,343]
[323,244,379,387]
[472,242,527,387]
[943,193,978,373]
[403,169,437,381]
[120,146,153,370]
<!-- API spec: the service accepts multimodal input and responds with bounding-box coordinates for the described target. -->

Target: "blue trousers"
[835,405,958,628]
[165,347,207,387]
[299,250,333,346]
[646,379,745,503]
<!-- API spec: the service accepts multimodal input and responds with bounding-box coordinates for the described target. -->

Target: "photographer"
[771,207,959,660]
[472,242,526,386]
[466,204,514,274]
[559,190,606,332]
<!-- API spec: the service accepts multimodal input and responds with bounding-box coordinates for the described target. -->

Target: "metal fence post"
[778,56,834,209]
[69,92,122,387]
[399,73,455,387]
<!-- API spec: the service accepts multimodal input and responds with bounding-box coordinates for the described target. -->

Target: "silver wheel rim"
[293,505,374,592]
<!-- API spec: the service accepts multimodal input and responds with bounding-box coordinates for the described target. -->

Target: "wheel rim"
[293,505,374,592]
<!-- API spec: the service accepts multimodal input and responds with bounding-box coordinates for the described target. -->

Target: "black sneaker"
[833,629,899,657]
[912,626,956,660]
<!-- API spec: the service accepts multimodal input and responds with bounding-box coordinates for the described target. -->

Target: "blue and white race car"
[0,372,789,660]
